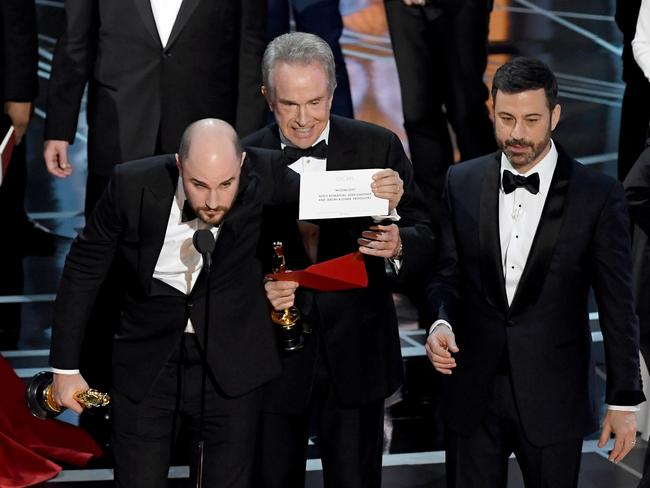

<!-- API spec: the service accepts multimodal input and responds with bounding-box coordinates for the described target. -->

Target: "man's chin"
[198,211,225,226]
[505,151,532,167]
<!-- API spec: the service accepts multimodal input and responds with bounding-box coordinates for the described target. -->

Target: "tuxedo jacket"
[625,146,650,358]
[45,0,266,177]
[242,115,436,411]
[50,148,297,403]
[1,0,38,104]
[427,144,645,447]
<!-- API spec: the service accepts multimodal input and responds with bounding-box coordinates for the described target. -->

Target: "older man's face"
[265,61,333,149]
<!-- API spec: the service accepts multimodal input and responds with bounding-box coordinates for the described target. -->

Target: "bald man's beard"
[196,205,231,226]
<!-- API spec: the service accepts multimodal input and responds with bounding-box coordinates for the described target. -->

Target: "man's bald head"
[178,118,243,163]
[175,119,246,226]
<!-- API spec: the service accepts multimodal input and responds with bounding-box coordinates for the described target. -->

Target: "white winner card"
[299,169,389,220]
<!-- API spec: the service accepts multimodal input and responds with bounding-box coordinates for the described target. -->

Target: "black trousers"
[446,375,582,488]
[257,350,385,488]
[384,0,496,221]
[112,334,262,488]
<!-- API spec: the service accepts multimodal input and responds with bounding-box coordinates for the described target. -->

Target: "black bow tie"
[181,200,197,222]
[502,170,540,195]
[282,140,328,164]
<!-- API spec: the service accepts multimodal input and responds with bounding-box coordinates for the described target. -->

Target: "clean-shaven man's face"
[493,87,561,174]
[264,61,334,149]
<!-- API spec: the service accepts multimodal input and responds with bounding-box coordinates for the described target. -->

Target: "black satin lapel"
[325,118,354,171]
[166,0,201,49]
[133,0,161,47]
[479,155,508,310]
[138,161,178,293]
[509,154,571,315]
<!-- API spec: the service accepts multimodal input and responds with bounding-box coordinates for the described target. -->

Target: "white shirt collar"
[500,139,558,197]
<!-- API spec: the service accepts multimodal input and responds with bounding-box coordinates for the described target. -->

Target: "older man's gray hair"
[262,32,337,100]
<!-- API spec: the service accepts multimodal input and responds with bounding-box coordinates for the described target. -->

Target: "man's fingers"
[426,335,453,356]
[425,341,457,375]
[43,141,72,178]
[609,435,626,463]
[272,297,295,310]
[611,436,635,463]
[598,423,611,449]
[358,225,400,257]
[265,280,299,292]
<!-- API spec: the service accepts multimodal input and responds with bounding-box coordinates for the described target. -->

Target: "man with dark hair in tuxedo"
[243,32,435,488]
[49,119,296,488]
[426,57,644,488]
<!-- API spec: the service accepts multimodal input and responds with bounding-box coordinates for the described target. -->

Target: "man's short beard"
[498,132,551,169]
[197,206,229,226]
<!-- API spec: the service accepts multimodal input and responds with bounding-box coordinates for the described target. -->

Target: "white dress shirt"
[499,140,557,305]
[53,179,218,375]
[150,0,184,48]
[633,0,650,81]
[152,178,220,329]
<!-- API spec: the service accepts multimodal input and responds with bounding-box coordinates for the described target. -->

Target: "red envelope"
[266,252,368,291]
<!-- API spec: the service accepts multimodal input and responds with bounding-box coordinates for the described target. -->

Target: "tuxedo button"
[163,51,172,58]
[507,320,515,327]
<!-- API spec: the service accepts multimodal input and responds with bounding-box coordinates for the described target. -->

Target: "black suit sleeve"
[50,165,126,369]
[625,147,650,236]
[424,166,459,325]
[387,133,437,285]
[592,180,645,406]
[1,0,38,101]
[44,0,97,142]
[235,0,267,137]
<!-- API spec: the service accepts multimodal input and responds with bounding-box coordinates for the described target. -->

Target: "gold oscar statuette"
[25,371,110,419]
[271,242,304,351]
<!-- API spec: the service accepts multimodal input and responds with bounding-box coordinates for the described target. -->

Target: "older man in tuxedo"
[50,119,296,488]
[243,32,435,488]
[426,57,644,487]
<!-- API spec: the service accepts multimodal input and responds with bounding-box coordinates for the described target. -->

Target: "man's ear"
[550,104,561,131]
[261,85,273,111]
[175,153,182,174]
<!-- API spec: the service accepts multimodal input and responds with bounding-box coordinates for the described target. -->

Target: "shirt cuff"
[428,320,452,336]
[372,208,401,223]
[607,404,641,412]
[51,368,80,375]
